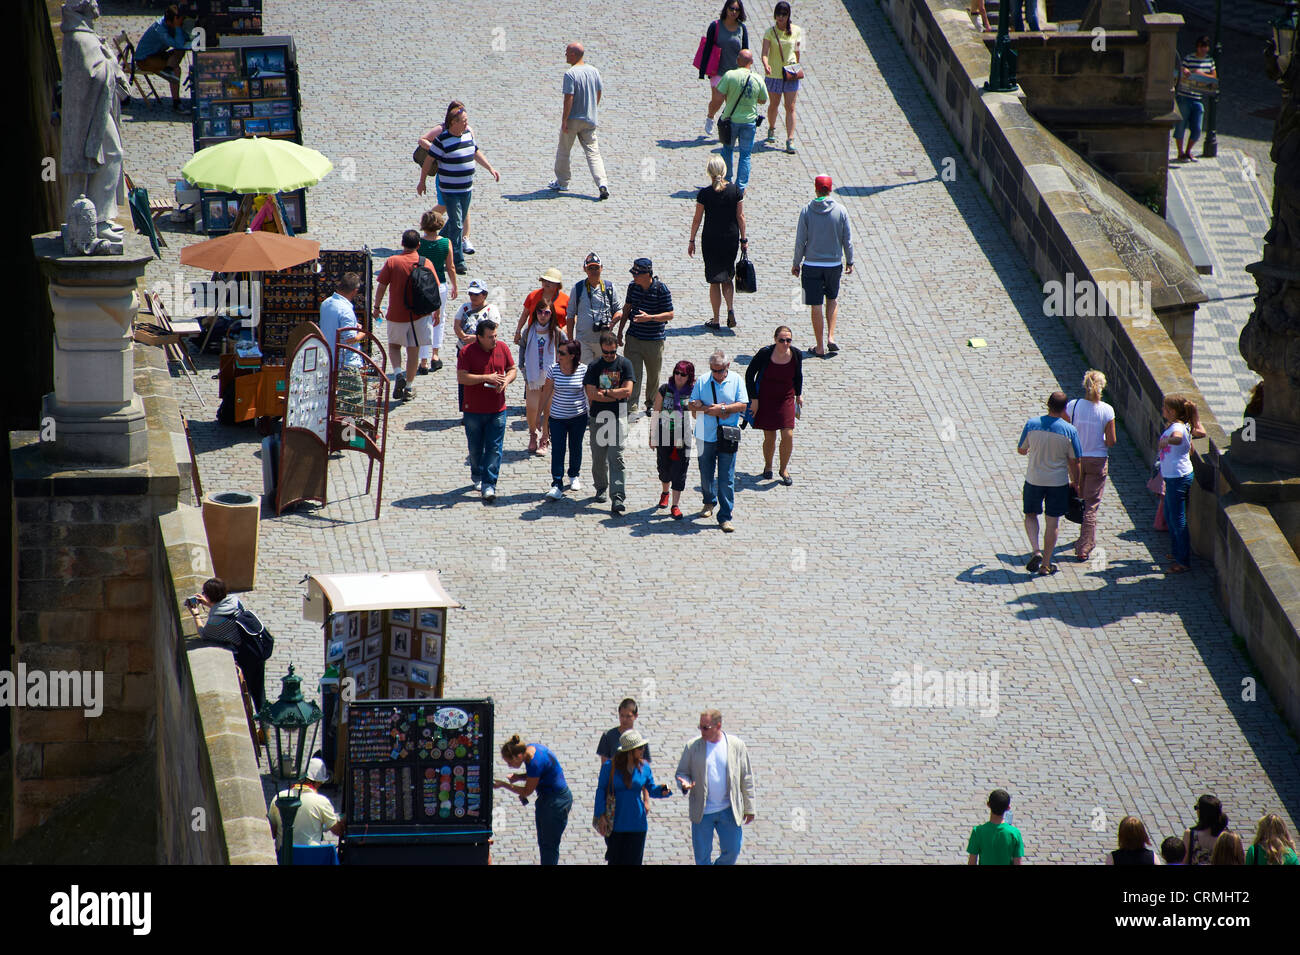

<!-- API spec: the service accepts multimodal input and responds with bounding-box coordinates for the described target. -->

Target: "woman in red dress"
[744,325,803,484]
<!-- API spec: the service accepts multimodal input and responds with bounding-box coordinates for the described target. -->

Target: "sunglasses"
[777,337,792,343]
[673,371,689,377]
[601,349,618,355]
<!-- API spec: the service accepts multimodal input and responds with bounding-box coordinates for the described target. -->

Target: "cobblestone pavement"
[100,0,1299,863]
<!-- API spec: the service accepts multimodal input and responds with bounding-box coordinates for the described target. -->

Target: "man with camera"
[689,350,747,532]
[186,577,270,710]
[568,252,622,364]
[618,257,675,419]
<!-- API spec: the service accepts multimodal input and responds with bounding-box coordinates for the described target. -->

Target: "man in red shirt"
[373,230,432,400]
[456,318,517,502]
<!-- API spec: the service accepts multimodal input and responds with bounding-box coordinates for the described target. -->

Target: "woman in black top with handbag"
[688,156,747,328]
[745,325,803,484]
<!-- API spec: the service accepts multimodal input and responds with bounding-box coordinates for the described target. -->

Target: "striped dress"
[431,128,478,193]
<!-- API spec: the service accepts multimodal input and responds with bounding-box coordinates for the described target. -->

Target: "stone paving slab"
[97,0,1300,864]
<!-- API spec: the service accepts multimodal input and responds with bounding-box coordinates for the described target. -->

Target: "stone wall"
[881,0,1300,735]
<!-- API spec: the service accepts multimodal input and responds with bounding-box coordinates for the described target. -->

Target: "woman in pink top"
[1064,370,1116,562]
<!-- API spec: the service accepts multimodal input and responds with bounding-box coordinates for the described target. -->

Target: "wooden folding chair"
[124,173,175,229]
[113,31,161,102]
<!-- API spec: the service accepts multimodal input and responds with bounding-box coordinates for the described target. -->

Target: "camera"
[592,315,611,331]
[184,596,200,609]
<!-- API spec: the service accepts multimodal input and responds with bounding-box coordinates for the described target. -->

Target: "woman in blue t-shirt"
[495,735,572,865]
[593,730,672,865]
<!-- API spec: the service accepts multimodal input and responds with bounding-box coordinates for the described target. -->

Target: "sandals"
[705,319,721,329]
[727,310,737,328]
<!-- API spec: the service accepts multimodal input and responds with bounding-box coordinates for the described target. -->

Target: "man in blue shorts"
[1018,391,1081,576]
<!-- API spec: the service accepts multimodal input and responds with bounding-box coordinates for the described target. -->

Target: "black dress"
[697,183,742,284]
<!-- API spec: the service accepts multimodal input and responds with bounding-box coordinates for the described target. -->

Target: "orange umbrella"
[180,230,320,272]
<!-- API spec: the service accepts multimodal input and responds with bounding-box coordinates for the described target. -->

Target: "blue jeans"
[1011,0,1040,30]
[463,409,506,489]
[440,189,473,267]
[721,122,756,194]
[534,787,572,865]
[691,807,743,865]
[549,413,587,487]
[697,439,737,523]
[1174,95,1205,145]
[1164,472,1193,566]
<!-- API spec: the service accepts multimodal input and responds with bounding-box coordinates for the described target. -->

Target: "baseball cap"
[814,175,833,193]
[467,280,487,295]
[584,252,601,266]
[630,257,653,275]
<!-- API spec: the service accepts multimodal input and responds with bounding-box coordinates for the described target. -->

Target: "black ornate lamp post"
[1201,0,1223,157]
[257,665,322,866]
[984,9,1019,94]
[1234,0,1300,468]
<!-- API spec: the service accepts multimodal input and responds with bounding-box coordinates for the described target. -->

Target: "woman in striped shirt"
[1173,36,1216,163]
[540,341,589,500]
[430,105,500,273]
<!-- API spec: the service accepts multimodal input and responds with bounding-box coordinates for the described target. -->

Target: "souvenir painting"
[420,631,442,665]
[390,626,411,659]
[390,608,412,625]
[417,609,443,631]
[363,634,382,660]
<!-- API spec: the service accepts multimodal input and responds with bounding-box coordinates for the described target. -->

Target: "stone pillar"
[31,233,152,467]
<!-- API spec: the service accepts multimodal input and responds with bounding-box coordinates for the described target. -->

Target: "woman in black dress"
[688,156,747,328]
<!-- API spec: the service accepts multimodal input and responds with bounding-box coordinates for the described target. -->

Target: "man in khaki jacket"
[675,709,755,864]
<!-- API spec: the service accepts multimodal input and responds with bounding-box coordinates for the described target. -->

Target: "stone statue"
[59,0,128,255]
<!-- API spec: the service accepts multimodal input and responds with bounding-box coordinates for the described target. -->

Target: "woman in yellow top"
[760,2,803,153]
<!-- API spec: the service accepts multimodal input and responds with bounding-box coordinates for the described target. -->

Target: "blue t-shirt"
[318,293,361,367]
[136,18,189,61]
[594,761,669,833]
[525,744,567,795]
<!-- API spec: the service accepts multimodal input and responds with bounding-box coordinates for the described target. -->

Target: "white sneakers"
[566,476,582,493]
[545,486,564,501]
[704,117,715,135]
[471,480,482,492]
[462,239,476,254]
[547,180,568,191]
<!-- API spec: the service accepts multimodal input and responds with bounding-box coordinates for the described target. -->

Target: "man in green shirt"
[967,788,1025,865]
[715,49,768,195]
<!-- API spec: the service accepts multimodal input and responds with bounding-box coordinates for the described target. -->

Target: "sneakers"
[547,180,568,191]
[598,185,609,201]
[658,492,670,509]
[545,486,563,501]
[431,359,443,371]
[704,116,715,135]
[671,505,684,520]
[471,480,483,492]
[455,264,467,275]
[786,139,797,154]
[462,240,476,255]
[393,378,409,400]
[766,129,777,144]
[482,485,496,503]
[612,502,626,515]
[719,521,735,533]
[567,476,583,493]
[594,488,608,503]
[701,504,714,519]
[403,383,417,399]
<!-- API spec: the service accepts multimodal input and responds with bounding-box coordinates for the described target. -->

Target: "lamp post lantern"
[256,665,323,866]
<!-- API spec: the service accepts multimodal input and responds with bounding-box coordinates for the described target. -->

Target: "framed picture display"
[411,686,433,700]
[417,609,444,632]
[389,608,412,625]
[243,118,270,135]
[420,631,442,666]
[195,79,223,100]
[201,195,230,231]
[224,78,249,98]
[331,613,348,641]
[388,681,409,700]
[228,118,243,136]
[347,613,360,641]
[261,76,288,97]
[390,626,412,659]
[268,116,294,134]
[363,634,382,661]
[249,79,262,97]
[408,663,434,687]
[367,610,382,634]
[232,102,252,119]
[244,46,287,77]
[326,640,345,664]
[344,644,363,668]
[351,664,368,692]
[387,658,409,681]
[279,192,304,231]
[364,660,380,690]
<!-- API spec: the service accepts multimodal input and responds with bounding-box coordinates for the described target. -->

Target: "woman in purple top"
[495,735,572,865]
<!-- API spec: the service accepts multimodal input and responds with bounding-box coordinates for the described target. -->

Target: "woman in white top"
[521,303,562,454]
[540,341,589,500]
[1064,370,1116,562]
[1158,393,1198,574]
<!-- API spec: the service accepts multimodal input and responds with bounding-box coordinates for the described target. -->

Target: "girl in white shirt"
[1064,370,1117,562]
[1158,394,1198,574]
[521,304,562,453]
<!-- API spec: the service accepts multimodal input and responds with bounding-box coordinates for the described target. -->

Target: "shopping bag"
[735,249,757,293]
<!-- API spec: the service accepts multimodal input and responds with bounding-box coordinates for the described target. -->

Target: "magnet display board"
[277,322,330,512]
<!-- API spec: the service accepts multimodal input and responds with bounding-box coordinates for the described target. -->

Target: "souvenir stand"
[329,329,391,521]
[260,249,373,361]
[301,572,484,864]
[189,36,305,235]
[179,0,263,39]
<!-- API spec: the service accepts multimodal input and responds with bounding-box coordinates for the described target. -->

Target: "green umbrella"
[181,136,334,194]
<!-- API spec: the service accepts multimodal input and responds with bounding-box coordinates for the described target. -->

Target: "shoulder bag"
[694,21,722,76]
[717,75,751,145]
[593,765,617,837]
[713,380,742,453]
[777,31,804,80]
[735,243,757,293]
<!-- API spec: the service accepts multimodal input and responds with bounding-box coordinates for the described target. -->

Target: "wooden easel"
[229,193,290,234]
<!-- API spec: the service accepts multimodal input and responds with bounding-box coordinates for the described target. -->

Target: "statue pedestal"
[31,232,153,466]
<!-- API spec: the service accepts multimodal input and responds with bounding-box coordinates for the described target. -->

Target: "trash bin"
[202,490,260,591]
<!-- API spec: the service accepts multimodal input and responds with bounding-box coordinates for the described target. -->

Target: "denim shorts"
[1023,481,1070,517]
[801,265,843,305]
[765,75,801,95]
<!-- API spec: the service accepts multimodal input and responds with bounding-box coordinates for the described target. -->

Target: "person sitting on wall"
[134,4,191,112]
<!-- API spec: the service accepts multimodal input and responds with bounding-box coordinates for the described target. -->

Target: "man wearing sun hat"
[792,174,854,358]
[513,266,570,344]
[267,757,345,858]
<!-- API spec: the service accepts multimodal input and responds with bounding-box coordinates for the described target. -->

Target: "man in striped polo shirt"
[617,257,675,417]
[1017,391,1081,577]
[1173,36,1216,163]
[430,105,501,273]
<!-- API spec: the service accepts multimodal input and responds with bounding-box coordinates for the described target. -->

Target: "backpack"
[232,603,275,661]
[404,255,442,316]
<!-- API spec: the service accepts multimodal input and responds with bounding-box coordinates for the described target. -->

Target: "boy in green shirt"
[715,50,769,194]
[967,788,1025,865]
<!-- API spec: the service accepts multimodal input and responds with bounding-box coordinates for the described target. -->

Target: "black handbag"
[1064,491,1085,524]
[712,380,741,453]
[735,247,757,293]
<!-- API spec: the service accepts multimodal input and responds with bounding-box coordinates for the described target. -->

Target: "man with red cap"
[792,175,854,358]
